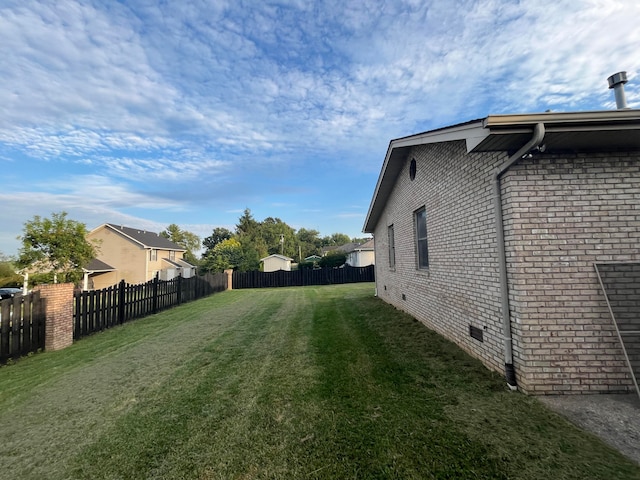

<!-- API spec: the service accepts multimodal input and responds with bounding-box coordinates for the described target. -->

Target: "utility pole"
[280,234,284,255]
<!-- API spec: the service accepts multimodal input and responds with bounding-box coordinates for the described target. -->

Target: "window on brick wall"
[388,224,395,269]
[414,207,429,269]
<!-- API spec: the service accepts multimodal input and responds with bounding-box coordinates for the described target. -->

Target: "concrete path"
[539,394,640,465]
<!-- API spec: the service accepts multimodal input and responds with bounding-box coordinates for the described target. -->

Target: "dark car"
[0,287,22,300]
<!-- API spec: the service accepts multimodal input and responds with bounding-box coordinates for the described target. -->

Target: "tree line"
[170,208,368,273]
[0,209,369,287]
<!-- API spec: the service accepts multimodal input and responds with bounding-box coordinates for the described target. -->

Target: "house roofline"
[260,254,294,262]
[363,109,640,233]
[89,223,187,251]
[163,258,195,268]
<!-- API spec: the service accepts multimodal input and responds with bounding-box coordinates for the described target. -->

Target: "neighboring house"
[321,242,360,257]
[82,258,117,291]
[320,241,376,266]
[87,224,195,289]
[345,239,375,267]
[364,109,640,395]
[261,254,293,272]
[304,254,322,263]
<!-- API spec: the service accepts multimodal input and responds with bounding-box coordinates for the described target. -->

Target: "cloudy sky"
[1,0,638,256]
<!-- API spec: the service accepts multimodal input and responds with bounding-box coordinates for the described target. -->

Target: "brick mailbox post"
[224,269,233,290]
[35,283,74,351]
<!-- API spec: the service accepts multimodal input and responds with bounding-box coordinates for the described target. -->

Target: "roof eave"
[483,109,640,128]
[363,109,640,233]
[363,120,486,233]
[101,224,187,251]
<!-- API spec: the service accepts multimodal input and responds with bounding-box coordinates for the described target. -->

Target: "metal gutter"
[492,122,546,389]
[484,109,640,127]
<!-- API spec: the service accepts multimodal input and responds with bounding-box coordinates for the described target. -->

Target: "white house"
[261,254,293,272]
[345,239,375,267]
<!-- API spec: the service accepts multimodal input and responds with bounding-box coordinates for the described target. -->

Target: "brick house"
[86,224,195,289]
[363,110,640,395]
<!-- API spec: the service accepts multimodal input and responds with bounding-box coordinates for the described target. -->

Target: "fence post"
[118,280,126,324]
[35,283,74,352]
[177,275,182,304]
[224,269,233,290]
[152,274,159,314]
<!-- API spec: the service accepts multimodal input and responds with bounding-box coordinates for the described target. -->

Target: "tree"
[220,208,360,270]
[296,228,322,259]
[201,238,243,273]
[352,237,372,245]
[321,233,351,247]
[16,212,98,284]
[234,209,267,270]
[160,224,200,264]
[261,217,296,257]
[319,250,346,268]
[235,208,259,237]
[202,227,233,254]
[237,242,262,272]
[0,252,22,287]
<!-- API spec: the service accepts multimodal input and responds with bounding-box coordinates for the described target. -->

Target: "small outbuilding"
[261,254,294,272]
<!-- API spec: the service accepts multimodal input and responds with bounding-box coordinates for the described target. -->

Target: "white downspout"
[493,122,545,389]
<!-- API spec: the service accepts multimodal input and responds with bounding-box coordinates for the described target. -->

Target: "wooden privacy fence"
[74,272,227,340]
[232,265,375,289]
[0,292,46,364]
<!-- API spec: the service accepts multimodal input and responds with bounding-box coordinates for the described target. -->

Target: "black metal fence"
[232,265,375,289]
[74,272,227,340]
[0,292,46,364]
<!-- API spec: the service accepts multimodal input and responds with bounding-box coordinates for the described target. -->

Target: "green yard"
[0,283,637,479]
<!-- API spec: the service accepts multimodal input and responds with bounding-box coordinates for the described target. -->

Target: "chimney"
[607,71,629,109]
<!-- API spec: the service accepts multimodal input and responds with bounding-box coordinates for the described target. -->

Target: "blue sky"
[1,0,638,257]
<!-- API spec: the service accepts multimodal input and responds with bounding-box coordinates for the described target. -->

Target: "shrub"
[319,251,346,268]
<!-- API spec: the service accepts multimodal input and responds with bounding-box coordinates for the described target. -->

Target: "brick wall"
[35,283,74,351]
[373,140,508,374]
[503,153,639,394]
[373,145,638,395]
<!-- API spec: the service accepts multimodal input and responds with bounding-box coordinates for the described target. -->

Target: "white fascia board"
[391,120,486,152]
[484,109,640,127]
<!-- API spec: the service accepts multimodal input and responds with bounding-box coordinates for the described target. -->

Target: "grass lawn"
[0,283,638,479]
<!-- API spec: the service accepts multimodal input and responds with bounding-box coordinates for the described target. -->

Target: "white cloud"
[1,0,640,255]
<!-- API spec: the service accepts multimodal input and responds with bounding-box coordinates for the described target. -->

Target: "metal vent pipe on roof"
[608,71,629,109]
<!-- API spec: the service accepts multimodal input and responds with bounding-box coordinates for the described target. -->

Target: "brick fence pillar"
[36,283,74,351]
[224,269,233,290]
